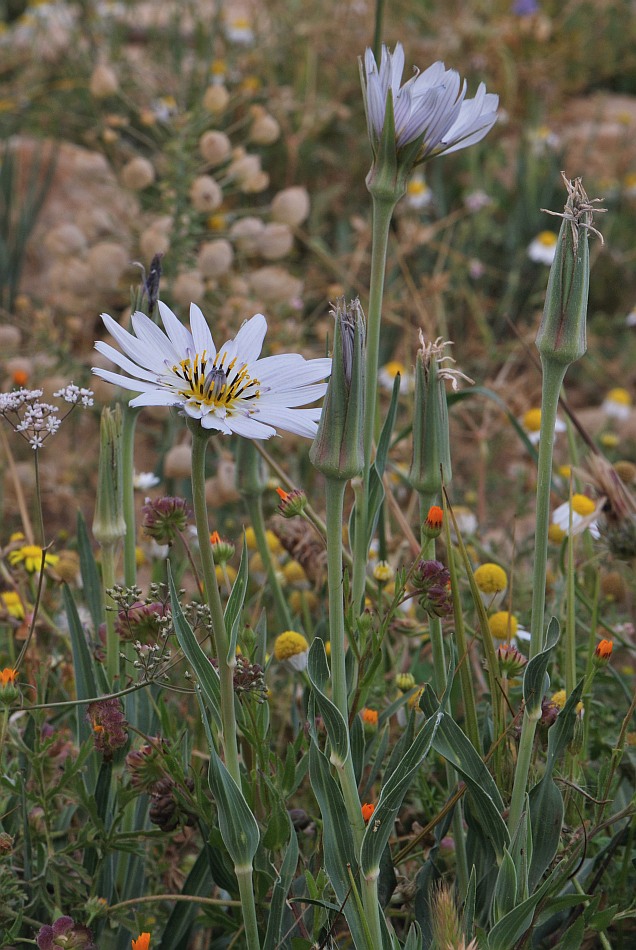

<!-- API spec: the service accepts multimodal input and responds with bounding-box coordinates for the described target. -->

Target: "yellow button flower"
[474,563,508,595]
[274,631,309,671]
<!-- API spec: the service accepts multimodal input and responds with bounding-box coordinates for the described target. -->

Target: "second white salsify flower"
[92,301,332,440]
[361,42,499,158]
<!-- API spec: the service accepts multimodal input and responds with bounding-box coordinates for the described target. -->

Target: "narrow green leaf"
[493,848,518,922]
[360,710,439,877]
[207,745,259,870]
[307,639,350,765]
[463,865,476,943]
[528,680,583,890]
[76,509,103,633]
[263,814,299,950]
[225,535,249,664]
[308,741,368,948]
[523,616,560,718]
[420,687,509,860]
[168,562,222,731]
[557,915,585,950]
[487,863,563,950]
[158,847,213,949]
[366,372,401,545]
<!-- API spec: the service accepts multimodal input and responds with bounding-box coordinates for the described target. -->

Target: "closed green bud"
[310,298,365,480]
[93,404,126,547]
[536,175,604,367]
[234,435,267,497]
[409,338,455,497]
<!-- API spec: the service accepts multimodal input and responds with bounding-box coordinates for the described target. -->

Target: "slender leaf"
[168,562,221,731]
[360,710,440,877]
[76,510,104,633]
[523,617,560,718]
[263,814,300,950]
[207,745,259,870]
[307,638,350,766]
[308,741,368,948]
[225,535,249,663]
[528,679,583,890]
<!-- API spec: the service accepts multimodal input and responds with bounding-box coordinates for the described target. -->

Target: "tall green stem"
[529,358,567,659]
[326,478,349,717]
[102,543,119,683]
[235,867,261,950]
[508,357,567,833]
[243,494,291,631]
[122,407,141,587]
[353,195,397,612]
[190,428,241,786]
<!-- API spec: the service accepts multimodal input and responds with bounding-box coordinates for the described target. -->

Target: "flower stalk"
[508,175,602,835]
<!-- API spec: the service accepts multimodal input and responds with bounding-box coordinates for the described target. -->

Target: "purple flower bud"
[36,916,96,950]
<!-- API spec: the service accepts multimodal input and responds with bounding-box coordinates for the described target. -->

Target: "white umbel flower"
[93,302,331,440]
[361,43,498,157]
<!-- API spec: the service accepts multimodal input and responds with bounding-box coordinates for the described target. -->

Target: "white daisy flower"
[92,302,331,440]
[361,43,499,157]
[601,387,632,421]
[551,494,601,540]
[404,173,433,209]
[528,231,558,265]
[521,407,566,445]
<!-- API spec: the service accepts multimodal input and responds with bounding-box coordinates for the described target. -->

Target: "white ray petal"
[226,413,277,439]
[158,301,194,352]
[230,313,267,364]
[94,341,159,382]
[100,313,162,371]
[131,311,181,366]
[190,303,215,357]
[92,367,157,392]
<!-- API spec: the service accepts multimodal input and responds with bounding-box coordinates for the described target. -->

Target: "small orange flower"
[426,506,443,529]
[360,707,379,726]
[423,505,443,539]
[361,802,375,822]
[210,530,221,544]
[276,487,289,501]
[594,638,613,663]
[0,668,17,686]
[132,934,151,950]
[12,369,29,387]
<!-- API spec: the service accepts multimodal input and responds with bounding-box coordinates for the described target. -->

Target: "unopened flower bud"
[310,298,365,480]
[422,505,443,539]
[142,496,192,544]
[0,668,20,705]
[536,175,604,367]
[409,339,452,497]
[276,486,307,517]
[203,84,229,113]
[86,698,128,761]
[121,157,155,191]
[593,638,613,665]
[396,672,415,691]
[190,175,222,213]
[210,531,235,564]
[199,130,231,166]
[497,643,528,678]
[93,404,126,547]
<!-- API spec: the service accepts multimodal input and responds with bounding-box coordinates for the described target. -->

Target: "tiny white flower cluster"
[0,383,94,450]
[53,383,95,407]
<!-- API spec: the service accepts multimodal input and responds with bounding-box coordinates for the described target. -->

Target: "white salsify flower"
[92,302,331,440]
[361,43,499,158]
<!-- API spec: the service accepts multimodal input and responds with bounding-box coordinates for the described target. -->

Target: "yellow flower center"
[172,351,261,412]
[551,689,566,709]
[537,231,557,247]
[548,523,566,543]
[274,630,309,660]
[474,563,508,595]
[488,611,518,640]
[606,387,631,406]
[523,408,542,431]
[407,178,429,196]
[381,360,405,379]
[571,493,596,516]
